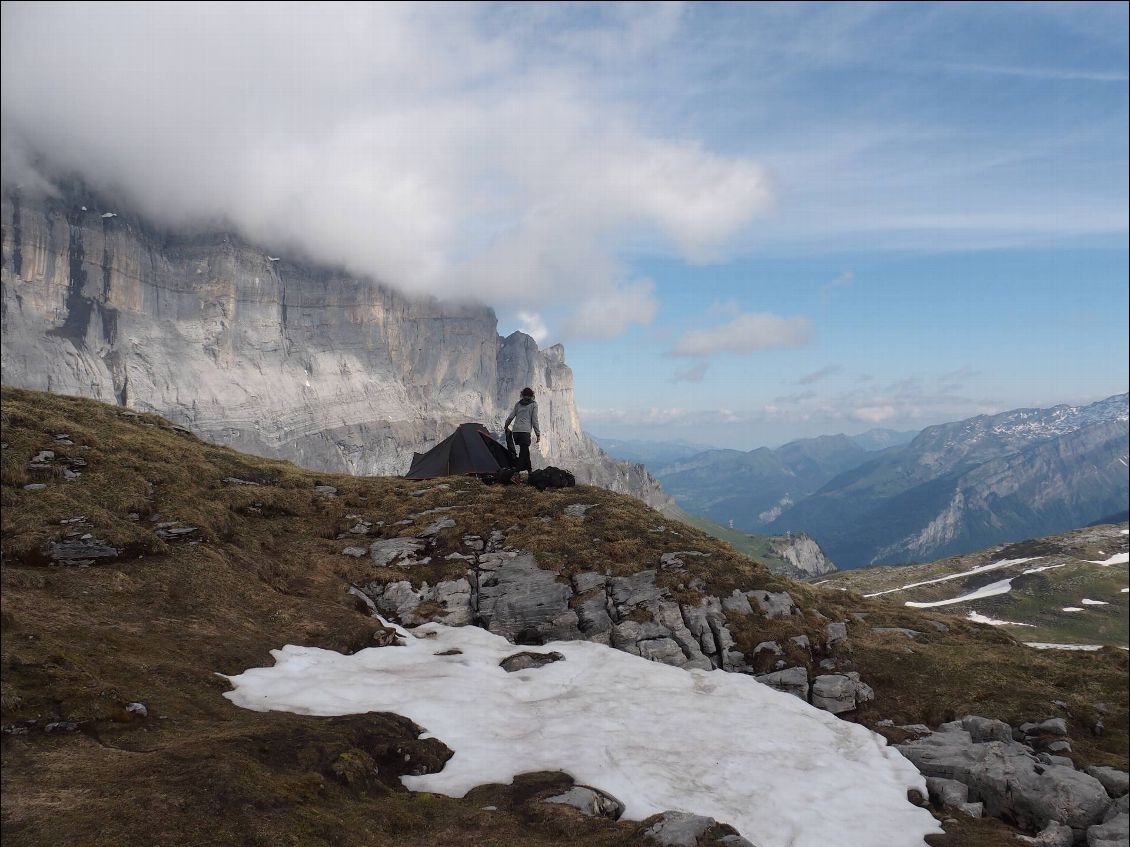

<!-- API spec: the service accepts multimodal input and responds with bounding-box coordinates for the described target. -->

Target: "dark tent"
[405,423,514,479]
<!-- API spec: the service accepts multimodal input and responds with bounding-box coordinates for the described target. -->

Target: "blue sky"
[493,2,1130,447]
[3,2,1127,449]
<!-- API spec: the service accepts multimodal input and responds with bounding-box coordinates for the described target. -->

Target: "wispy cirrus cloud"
[672,312,812,356]
[671,362,710,383]
[798,364,843,385]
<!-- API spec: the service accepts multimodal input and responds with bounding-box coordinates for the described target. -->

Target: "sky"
[2,2,1127,449]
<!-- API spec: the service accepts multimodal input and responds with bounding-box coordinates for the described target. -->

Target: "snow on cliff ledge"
[223,620,940,847]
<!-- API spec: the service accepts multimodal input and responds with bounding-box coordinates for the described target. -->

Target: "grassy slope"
[2,387,1127,847]
[818,528,1130,647]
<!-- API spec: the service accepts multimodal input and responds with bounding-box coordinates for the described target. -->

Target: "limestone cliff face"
[767,531,836,578]
[0,186,670,508]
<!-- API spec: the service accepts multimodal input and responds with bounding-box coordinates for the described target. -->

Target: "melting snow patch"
[1025,643,1103,651]
[864,558,1038,598]
[1088,552,1129,566]
[1061,607,1085,612]
[222,619,939,847]
[1080,599,1109,606]
[967,611,1035,627]
[904,578,1015,608]
[1121,529,1129,535]
[1022,563,1066,575]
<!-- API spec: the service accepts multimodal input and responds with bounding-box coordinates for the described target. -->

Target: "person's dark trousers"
[513,431,532,473]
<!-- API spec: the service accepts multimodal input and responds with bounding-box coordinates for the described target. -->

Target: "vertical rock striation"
[0,186,670,507]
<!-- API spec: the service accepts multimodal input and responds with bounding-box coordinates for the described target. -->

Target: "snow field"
[864,557,1038,598]
[1088,552,1129,566]
[967,611,1034,627]
[905,577,1015,608]
[223,619,940,847]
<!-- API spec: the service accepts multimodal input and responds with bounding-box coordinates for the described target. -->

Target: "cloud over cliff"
[0,2,771,335]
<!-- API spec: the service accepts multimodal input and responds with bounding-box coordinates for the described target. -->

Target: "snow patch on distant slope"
[864,557,1038,598]
[222,620,939,847]
[905,577,1015,608]
[967,611,1035,627]
[1088,552,1129,566]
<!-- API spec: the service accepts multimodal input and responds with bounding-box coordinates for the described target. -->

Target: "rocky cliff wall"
[0,186,670,508]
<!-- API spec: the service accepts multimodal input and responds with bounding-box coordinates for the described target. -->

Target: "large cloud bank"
[0,2,771,335]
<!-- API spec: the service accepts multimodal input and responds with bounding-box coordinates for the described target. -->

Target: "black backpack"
[527,466,576,490]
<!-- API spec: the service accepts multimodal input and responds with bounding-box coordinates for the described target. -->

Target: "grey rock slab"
[47,540,120,563]
[755,667,809,701]
[958,802,984,818]
[789,634,811,650]
[825,621,849,645]
[1087,813,1129,847]
[476,552,580,642]
[961,715,1013,744]
[341,546,368,558]
[563,503,597,518]
[1085,767,1129,798]
[721,590,753,615]
[1016,820,1075,847]
[642,811,718,847]
[1047,740,1072,754]
[1106,796,1129,821]
[926,776,970,807]
[543,785,624,820]
[417,517,456,538]
[746,589,797,619]
[1039,718,1069,737]
[897,728,1110,832]
[872,627,924,639]
[571,571,607,594]
[23,483,47,491]
[499,651,564,673]
[811,672,873,715]
[314,485,338,497]
[609,570,666,607]
[369,538,426,567]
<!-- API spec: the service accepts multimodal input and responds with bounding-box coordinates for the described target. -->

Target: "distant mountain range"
[615,398,1129,569]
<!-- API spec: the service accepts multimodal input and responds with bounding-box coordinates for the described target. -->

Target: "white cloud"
[515,311,549,344]
[819,271,854,304]
[851,405,898,423]
[0,3,771,334]
[564,280,659,339]
[673,312,812,355]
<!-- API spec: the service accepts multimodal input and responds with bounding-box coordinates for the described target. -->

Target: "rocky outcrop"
[0,186,670,508]
[359,516,867,718]
[897,718,1119,839]
[767,531,836,578]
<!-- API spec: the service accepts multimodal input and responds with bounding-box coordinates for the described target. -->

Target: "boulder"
[755,667,809,701]
[476,553,581,643]
[746,590,797,619]
[897,725,1110,833]
[1038,718,1068,737]
[1016,820,1075,847]
[499,651,564,672]
[543,785,624,820]
[1087,813,1129,847]
[926,776,969,808]
[961,715,1013,743]
[1085,767,1129,799]
[824,621,849,645]
[811,672,873,715]
[643,811,755,847]
[369,538,426,567]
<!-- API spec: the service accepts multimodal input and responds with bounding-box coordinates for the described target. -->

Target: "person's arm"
[532,402,541,440]
[504,404,516,430]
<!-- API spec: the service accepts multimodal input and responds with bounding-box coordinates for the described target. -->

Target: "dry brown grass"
[1,386,1126,847]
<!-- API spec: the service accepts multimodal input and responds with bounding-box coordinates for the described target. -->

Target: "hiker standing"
[504,387,540,474]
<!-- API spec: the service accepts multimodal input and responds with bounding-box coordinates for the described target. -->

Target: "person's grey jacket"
[505,399,540,437]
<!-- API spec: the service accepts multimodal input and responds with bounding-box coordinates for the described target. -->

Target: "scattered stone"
[348,522,372,535]
[571,572,607,594]
[409,484,450,497]
[564,503,597,518]
[1088,812,1129,847]
[789,634,811,650]
[721,590,753,615]
[659,550,706,570]
[314,484,338,497]
[341,547,368,558]
[462,535,484,551]
[1037,753,1075,769]
[926,776,969,808]
[60,516,88,525]
[499,651,565,672]
[1015,819,1074,847]
[818,658,837,670]
[417,517,456,538]
[1046,740,1071,754]
[811,673,874,714]
[31,450,55,463]
[747,589,797,619]
[47,540,120,564]
[643,810,752,847]
[1084,767,1129,798]
[170,425,192,435]
[435,648,462,656]
[44,721,80,733]
[1038,718,1068,737]
[755,666,809,701]
[924,620,949,633]
[63,469,80,480]
[156,524,199,540]
[222,476,260,486]
[369,538,426,567]
[543,785,624,819]
[824,621,849,645]
[961,715,1013,744]
[23,483,47,492]
[126,702,148,718]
